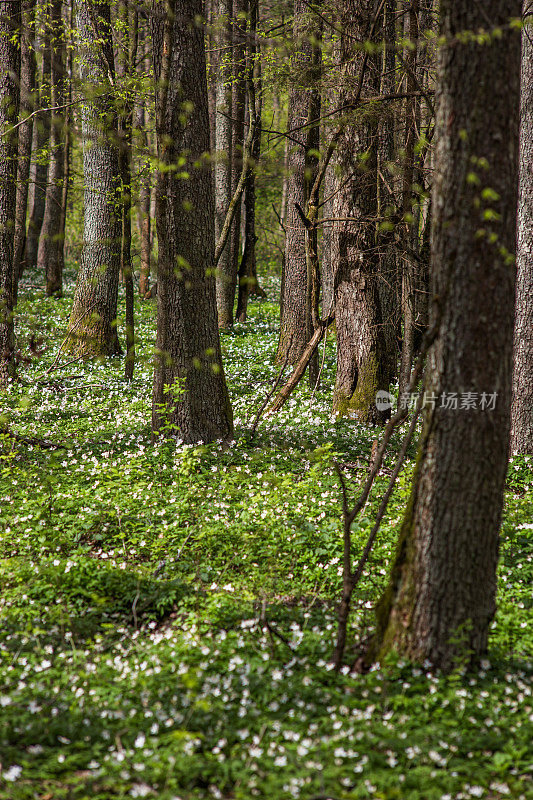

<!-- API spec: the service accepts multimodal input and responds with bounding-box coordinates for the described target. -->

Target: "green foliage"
[0,279,531,799]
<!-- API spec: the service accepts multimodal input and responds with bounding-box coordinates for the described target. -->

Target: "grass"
[0,274,531,799]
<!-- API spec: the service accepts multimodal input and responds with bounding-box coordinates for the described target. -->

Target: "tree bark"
[67,0,122,357]
[12,0,36,305]
[331,0,388,423]
[24,26,50,275]
[376,0,400,383]
[398,0,419,394]
[225,0,247,327]
[214,0,234,327]
[511,4,533,454]
[117,0,137,381]
[151,0,233,444]
[372,0,522,671]
[0,0,21,386]
[38,0,66,297]
[277,0,322,368]
[137,22,152,298]
[236,0,261,323]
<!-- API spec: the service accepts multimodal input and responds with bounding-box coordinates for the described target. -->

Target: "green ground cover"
[0,278,531,799]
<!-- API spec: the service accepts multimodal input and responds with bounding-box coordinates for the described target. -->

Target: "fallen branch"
[267,314,335,415]
[45,303,98,374]
[249,338,292,438]
[0,427,67,450]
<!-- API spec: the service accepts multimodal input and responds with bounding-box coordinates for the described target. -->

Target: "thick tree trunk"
[12,0,36,305]
[331,0,388,423]
[38,0,66,297]
[151,0,233,444]
[372,0,521,671]
[277,0,321,367]
[24,31,50,274]
[0,0,20,386]
[511,7,533,454]
[67,0,122,357]
[214,0,234,327]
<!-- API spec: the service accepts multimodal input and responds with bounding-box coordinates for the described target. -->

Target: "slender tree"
[136,21,152,298]
[511,3,533,454]
[66,0,122,356]
[12,0,36,305]
[277,0,322,367]
[372,0,522,670]
[24,25,50,274]
[38,0,66,297]
[116,0,138,380]
[331,0,388,422]
[376,0,400,383]
[236,0,261,322]
[151,0,233,443]
[0,0,21,386]
[398,0,419,394]
[214,0,234,327]
[226,0,247,326]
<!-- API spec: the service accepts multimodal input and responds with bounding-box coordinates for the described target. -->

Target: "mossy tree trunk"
[331,0,388,424]
[151,0,233,444]
[276,0,322,369]
[511,4,533,454]
[0,0,21,387]
[372,0,521,672]
[67,0,122,357]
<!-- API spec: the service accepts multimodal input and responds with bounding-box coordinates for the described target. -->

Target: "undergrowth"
[0,276,531,799]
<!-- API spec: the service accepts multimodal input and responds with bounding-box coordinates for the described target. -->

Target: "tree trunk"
[372,0,521,671]
[137,24,151,298]
[24,28,50,275]
[214,0,234,327]
[331,0,388,423]
[398,0,419,394]
[12,0,36,305]
[67,0,122,357]
[218,0,247,328]
[151,0,233,444]
[277,0,321,367]
[58,0,73,271]
[236,0,261,323]
[117,0,137,381]
[0,0,21,386]
[38,0,66,297]
[376,0,400,383]
[511,6,533,454]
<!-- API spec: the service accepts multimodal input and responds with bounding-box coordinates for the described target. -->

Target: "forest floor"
[1,276,532,800]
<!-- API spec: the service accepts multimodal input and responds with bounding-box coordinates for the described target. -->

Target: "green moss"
[334,352,383,423]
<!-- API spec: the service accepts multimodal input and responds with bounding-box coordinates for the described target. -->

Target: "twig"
[331,308,442,671]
